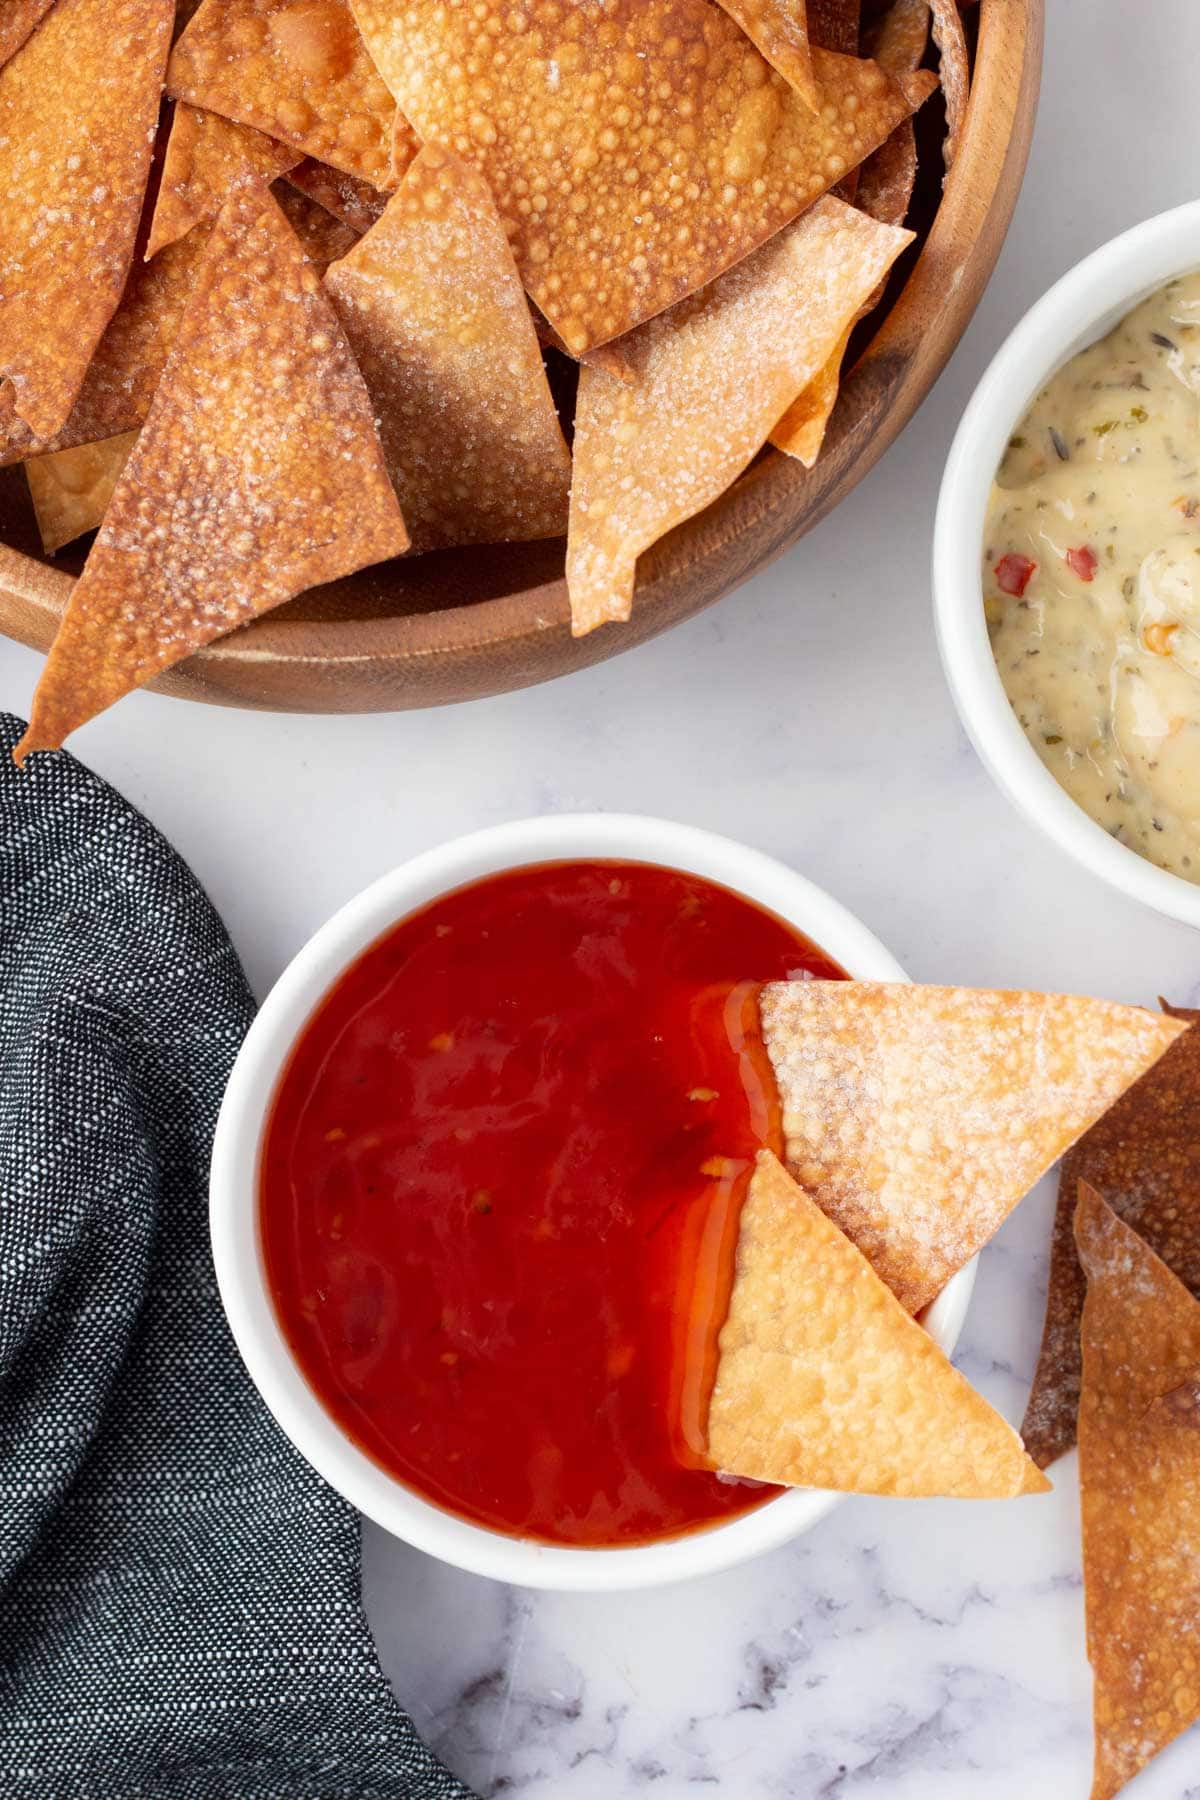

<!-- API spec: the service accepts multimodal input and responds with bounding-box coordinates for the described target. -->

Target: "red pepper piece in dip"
[1066,545,1098,581]
[994,552,1037,596]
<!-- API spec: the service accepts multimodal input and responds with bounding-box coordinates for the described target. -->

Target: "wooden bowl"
[0,0,1042,716]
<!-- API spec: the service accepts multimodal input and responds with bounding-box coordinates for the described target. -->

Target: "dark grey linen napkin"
[0,715,473,1799]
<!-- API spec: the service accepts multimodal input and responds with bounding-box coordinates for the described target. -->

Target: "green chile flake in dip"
[983,273,1200,881]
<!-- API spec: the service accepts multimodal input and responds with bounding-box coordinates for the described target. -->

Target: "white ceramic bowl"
[934,199,1200,930]
[210,814,977,1590]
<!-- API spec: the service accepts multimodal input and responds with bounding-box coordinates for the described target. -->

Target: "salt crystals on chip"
[147,103,300,260]
[15,178,408,760]
[566,196,912,634]
[759,981,1186,1315]
[707,1150,1050,1498]
[0,0,174,439]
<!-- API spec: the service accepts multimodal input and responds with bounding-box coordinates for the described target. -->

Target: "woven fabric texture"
[0,716,473,1799]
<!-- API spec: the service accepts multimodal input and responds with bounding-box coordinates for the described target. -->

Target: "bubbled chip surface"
[566,195,911,634]
[168,0,416,187]
[0,0,174,440]
[351,0,929,353]
[0,0,57,69]
[760,981,1187,1316]
[325,144,571,553]
[24,432,140,555]
[0,225,212,467]
[275,177,360,264]
[707,1150,1050,1498]
[15,178,408,760]
[1076,1184,1200,1800]
[287,154,387,232]
[1023,1005,1200,1470]
[712,0,820,109]
[147,102,301,259]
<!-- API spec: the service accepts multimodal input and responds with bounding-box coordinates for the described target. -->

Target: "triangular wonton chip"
[15,179,408,759]
[566,196,911,634]
[1023,1004,1200,1468]
[760,982,1186,1315]
[287,156,386,234]
[0,0,174,439]
[168,0,415,187]
[352,0,931,353]
[1076,1183,1200,1800]
[707,1151,1050,1497]
[712,1,820,109]
[0,0,56,69]
[24,432,140,555]
[325,144,571,552]
[147,102,300,259]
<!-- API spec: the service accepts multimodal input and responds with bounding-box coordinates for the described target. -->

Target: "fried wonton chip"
[1076,1183,1200,1800]
[712,2,820,110]
[325,145,570,552]
[352,0,932,354]
[770,0,920,465]
[275,181,359,267]
[24,433,140,555]
[707,1151,1050,1497]
[0,0,56,68]
[1148,1366,1200,1429]
[862,0,928,71]
[286,155,386,234]
[807,0,861,54]
[566,197,911,634]
[0,226,209,467]
[168,0,417,188]
[147,103,300,260]
[15,179,408,759]
[929,0,969,165]
[1023,1004,1200,1469]
[760,982,1186,1316]
[0,0,174,439]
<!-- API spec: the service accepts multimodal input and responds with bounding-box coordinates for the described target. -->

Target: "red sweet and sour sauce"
[260,860,843,1547]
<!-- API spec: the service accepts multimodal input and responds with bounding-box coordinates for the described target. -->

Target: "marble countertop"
[4,3,1200,1795]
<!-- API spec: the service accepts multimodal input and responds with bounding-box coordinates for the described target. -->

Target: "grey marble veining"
[4,3,1200,1795]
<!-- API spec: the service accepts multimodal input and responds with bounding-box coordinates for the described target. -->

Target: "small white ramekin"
[210,815,976,1590]
[934,199,1200,930]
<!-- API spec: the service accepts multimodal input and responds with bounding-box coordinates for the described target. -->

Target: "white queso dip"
[984,274,1200,882]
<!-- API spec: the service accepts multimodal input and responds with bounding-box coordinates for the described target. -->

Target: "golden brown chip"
[286,155,387,234]
[566,196,911,634]
[1076,1183,1200,1800]
[147,103,300,260]
[0,0,174,439]
[325,144,571,552]
[807,0,861,54]
[862,0,928,72]
[711,2,819,109]
[353,0,932,353]
[15,178,408,759]
[768,325,851,468]
[761,981,1187,1315]
[707,1151,1050,1497]
[168,0,417,187]
[929,0,969,165]
[1148,1367,1200,1429]
[274,180,359,268]
[1023,1005,1200,1469]
[24,433,140,555]
[0,225,209,467]
[0,0,56,68]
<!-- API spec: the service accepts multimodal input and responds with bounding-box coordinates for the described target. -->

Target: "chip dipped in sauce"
[983,272,1200,882]
[259,860,842,1547]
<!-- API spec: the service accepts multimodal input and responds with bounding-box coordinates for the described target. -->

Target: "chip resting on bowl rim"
[707,1150,1049,1497]
[1075,1182,1200,1800]
[566,195,913,635]
[351,0,933,353]
[759,981,1187,1314]
[14,176,409,761]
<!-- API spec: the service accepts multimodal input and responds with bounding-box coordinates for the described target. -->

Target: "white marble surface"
[4,3,1200,1795]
